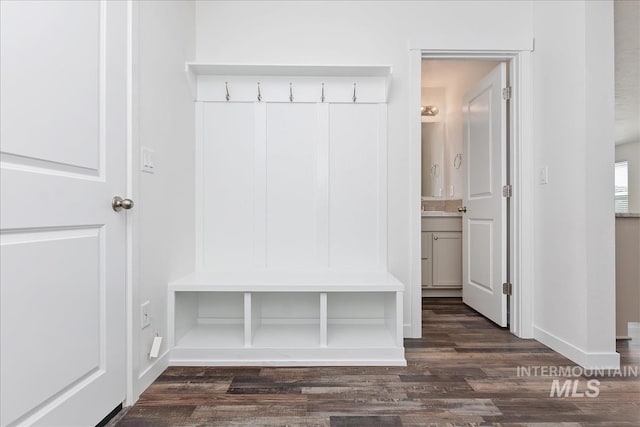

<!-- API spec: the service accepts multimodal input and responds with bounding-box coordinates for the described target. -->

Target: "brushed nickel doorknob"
[458,206,467,213]
[112,196,134,212]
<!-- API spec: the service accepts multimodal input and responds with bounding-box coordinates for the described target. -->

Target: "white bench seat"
[168,271,406,366]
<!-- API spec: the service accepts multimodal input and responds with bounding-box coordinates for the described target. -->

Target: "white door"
[1,1,128,426]
[461,63,508,327]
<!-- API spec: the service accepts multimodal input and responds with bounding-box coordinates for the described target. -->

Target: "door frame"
[408,49,534,339]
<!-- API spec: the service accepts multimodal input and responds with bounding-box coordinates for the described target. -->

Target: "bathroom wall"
[421,60,500,200]
[615,141,640,213]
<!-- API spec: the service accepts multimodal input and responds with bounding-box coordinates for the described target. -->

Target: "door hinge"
[502,184,513,198]
[502,86,512,100]
[502,282,513,296]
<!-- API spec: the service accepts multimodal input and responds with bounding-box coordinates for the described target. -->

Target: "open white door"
[1,1,128,425]
[461,63,508,327]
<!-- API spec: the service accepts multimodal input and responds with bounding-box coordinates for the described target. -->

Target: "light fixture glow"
[421,105,439,116]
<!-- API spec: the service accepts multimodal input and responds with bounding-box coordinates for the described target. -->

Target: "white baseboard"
[422,289,462,298]
[169,359,407,367]
[134,349,170,401]
[534,325,620,369]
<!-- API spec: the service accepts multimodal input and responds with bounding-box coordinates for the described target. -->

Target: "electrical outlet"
[141,301,151,329]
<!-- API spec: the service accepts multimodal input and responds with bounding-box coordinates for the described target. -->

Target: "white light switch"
[539,166,549,185]
[141,147,155,173]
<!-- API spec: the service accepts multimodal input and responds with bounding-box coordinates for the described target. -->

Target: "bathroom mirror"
[421,122,446,198]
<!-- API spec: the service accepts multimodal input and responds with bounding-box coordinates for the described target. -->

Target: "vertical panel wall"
[197,76,388,273]
[329,104,386,270]
[265,104,319,269]
[202,103,254,269]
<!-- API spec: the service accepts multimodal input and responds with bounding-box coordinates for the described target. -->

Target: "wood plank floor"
[115,298,640,426]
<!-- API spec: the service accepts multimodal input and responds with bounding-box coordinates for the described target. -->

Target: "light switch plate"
[539,166,549,185]
[141,147,155,173]
[141,300,151,329]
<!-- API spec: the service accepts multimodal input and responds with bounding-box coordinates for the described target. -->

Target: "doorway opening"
[420,58,510,328]
[409,50,534,340]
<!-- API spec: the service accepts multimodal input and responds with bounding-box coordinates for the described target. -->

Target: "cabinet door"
[421,232,433,288]
[432,232,462,288]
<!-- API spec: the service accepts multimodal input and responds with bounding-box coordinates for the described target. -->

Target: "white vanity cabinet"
[421,216,462,295]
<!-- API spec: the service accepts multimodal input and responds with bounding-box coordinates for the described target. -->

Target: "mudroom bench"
[168,271,406,366]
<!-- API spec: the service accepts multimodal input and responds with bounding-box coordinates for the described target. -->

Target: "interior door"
[461,63,508,327]
[1,1,128,426]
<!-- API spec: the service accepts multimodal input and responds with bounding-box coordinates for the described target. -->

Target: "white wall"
[195,0,534,336]
[533,0,618,367]
[421,60,499,199]
[193,0,618,367]
[133,0,195,400]
[616,141,640,213]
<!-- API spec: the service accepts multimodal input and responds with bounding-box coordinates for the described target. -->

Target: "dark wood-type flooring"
[115,298,640,426]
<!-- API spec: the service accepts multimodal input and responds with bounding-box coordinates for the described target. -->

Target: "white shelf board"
[169,271,404,292]
[252,324,320,348]
[327,324,396,348]
[186,63,391,78]
[176,324,244,349]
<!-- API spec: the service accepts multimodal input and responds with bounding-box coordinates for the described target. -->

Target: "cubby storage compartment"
[327,292,400,348]
[249,293,320,348]
[174,292,244,349]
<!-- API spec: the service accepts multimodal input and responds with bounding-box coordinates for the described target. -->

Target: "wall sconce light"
[421,105,439,116]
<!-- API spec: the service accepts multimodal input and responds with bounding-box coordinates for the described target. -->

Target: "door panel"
[0,1,127,425]
[0,0,101,172]
[462,63,507,327]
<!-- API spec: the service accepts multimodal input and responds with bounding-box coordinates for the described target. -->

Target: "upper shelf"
[185,63,392,78]
[185,63,392,102]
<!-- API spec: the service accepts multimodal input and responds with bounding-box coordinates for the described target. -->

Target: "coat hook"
[352,83,357,103]
[321,83,325,103]
[257,82,262,102]
[225,82,230,101]
[289,82,294,102]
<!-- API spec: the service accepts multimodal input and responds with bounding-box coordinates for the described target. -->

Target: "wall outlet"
[141,301,151,329]
[141,147,155,173]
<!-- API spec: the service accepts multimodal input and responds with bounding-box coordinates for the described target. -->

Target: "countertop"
[421,211,462,217]
[616,213,640,218]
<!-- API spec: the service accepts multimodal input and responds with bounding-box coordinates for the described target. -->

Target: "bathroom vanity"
[421,212,463,297]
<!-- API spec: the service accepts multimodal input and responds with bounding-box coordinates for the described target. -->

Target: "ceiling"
[615,0,640,145]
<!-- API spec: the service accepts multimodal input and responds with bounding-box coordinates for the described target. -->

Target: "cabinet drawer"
[421,217,462,232]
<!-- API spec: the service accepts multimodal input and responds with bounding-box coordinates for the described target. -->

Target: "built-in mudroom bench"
[167,63,406,366]
[168,272,405,366]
